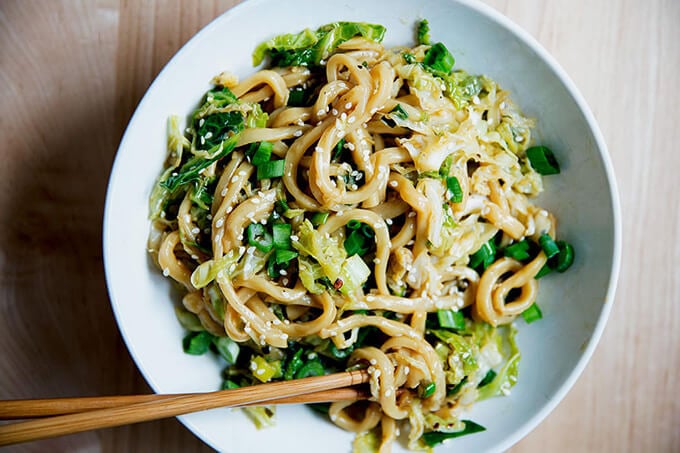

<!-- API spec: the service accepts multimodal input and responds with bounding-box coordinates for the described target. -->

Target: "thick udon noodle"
[150,37,556,451]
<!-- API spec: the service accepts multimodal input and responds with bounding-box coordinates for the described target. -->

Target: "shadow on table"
[0,81,212,453]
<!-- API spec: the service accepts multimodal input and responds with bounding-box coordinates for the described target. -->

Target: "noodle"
[148,20,573,452]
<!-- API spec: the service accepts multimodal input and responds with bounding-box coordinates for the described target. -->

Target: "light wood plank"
[0,0,678,451]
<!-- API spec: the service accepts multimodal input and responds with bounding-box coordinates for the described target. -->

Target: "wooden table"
[1,1,678,451]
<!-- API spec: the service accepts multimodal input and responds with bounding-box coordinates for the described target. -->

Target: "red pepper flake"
[333,278,344,290]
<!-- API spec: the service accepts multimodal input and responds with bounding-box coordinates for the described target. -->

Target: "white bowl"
[103,0,621,451]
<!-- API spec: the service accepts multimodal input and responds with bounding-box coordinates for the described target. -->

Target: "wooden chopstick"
[0,369,369,446]
[0,387,368,420]
[0,386,369,420]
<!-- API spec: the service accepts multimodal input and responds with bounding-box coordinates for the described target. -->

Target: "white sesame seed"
[374,258,381,264]
[290,235,299,241]
[191,227,200,235]
[315,146,323,153]
[221,188,228,196]
[332,108,338,115]
[231,175,239,183]
[252,198,260,204]
[199,118,205,127]
[389,180,398,188]
[347,116,356,124]
[279,269,288,276]
[385,218,393,225]
[226,206,233,214]
[340,112,347,121]
[215,218,224,228]
[293,130,303,137]
[408,211,416,218]
[204,131,213,139]
[162,268,170,277]
[345,102,352,109]
[256,368,265,375]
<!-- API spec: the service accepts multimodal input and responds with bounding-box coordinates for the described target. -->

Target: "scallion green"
[246,223,273,253]
[422,42,455,73]
[526,146,560,175]
[420,382,436,399]
[294,359,325,379]
[256,159,285,180]
[275,248,298,265]
[437,309,465,330]
[311,211,329,226]
[421,420,486,446]
[504,240,531,260]
[555,241,575,272]
[468,240,496,270]
[522,303,543,323]
[446,176,463,203]
[344,230,369,256]
[538,234,560,259]
[272,223,292,250]
[478,369,497,388]
[390,104,408,120]
[251,141,273,165]
[182,331,213,355]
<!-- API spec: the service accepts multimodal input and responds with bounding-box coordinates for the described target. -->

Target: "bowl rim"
[103,0,622,450]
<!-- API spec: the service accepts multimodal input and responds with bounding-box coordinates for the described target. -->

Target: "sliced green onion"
[478,369,497,388]
[420,382,436,399]
[246,223,273,253]
[390,104,408,120]
[437,309,465,330]
[504,240,531,260]
[327,342,354,360]
[347,219,362,230]
[333,138,346,161]
[447,376,468,396]
[294,359,325,379]
[522,303,543,323]
[344,230,368,256]
[251,141,273,166]
[311,211,329,226]
[275,249,298,265]
[423,42,455,73]
[284,349,304,380]
[539,234,560,259]
[221,379,240,390]
[267,254,278,278]
[272,223,292,250]
[212,336,239,365]
[535,262,552,279]
[446,176,463,203]
[256,159,285,180]
[402,52,416,64]
[421,420,486,447]
[526,146,560,175]
[275,199,290,215]
[468,240,496,270]
[555,241,575,272]
[360,224,375,238]
[417,19,431,45]
[287,87,313,107]
[439,155,453,178]
[182,331,213,355]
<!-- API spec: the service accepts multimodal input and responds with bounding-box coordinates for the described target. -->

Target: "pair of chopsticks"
[0,369,369,446]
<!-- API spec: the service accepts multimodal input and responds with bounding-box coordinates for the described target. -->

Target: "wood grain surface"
[0,0,678,452]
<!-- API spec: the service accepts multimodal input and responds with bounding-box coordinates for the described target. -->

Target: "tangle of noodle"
[148,24,568,452]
